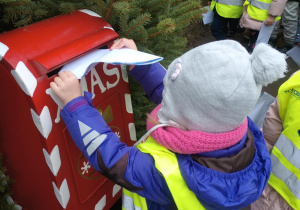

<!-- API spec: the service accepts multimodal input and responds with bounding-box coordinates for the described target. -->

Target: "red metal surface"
[0,10,135,210]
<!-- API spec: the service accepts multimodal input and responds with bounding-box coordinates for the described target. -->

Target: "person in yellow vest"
[50,38,287,210]
[239,0,286,53]
[209,0,244,40]
[252,70,300,210]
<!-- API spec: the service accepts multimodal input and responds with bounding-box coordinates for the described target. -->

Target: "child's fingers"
[110,39,121,50]
[50,81,58,91]
[64,70,76,78]
[53,76,63,86]
[58,71,69,80]
[110,38,137,50]
[110,39,125,50]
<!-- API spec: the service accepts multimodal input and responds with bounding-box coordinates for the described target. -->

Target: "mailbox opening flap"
[29,28,118,78]
[0,9,118,78]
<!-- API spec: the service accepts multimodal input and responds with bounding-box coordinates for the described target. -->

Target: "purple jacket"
[60,63,271,210]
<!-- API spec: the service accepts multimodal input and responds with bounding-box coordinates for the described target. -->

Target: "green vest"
[122,136,205,210]
[244,0,281,21]
[268,71,300,209]
[210,0,243,18]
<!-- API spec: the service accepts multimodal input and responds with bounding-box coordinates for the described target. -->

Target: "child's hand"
[50,70,82,105]
[297,42,300,47]
[110,38,137,51]
[110,38,138,70]
[265,15,275,26]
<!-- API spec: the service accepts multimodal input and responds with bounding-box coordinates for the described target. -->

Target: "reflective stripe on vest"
[122,136,205,210]
[215,0,243,6]
[210,0,243,18]
[269,135,300,208]
[248,0,270,11]
[244,0,281,21]
[268,71,300,209]
[122,188,147,210]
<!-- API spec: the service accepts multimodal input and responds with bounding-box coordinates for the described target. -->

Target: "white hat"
[158,40,287,133]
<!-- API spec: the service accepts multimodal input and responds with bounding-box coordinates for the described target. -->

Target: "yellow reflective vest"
[122,136,205,210]
[210,0,244,18]
[268,71,300,209]
[244,0,281,21]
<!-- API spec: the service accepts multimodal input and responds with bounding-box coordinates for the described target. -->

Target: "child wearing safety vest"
[252,70,300,210]
[209,0,244,40]
[239,0,286,53]
[50,38,287,210]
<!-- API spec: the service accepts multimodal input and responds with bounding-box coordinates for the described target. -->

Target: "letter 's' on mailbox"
[0,9,136,210]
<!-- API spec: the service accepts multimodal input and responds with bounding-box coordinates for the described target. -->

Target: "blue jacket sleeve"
[60,82,173,205]
[129,62,166,104]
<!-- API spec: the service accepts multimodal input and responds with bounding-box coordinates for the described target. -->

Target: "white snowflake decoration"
[81,161,91,174]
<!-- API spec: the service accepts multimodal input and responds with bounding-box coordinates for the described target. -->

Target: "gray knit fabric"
[158,40,287,133]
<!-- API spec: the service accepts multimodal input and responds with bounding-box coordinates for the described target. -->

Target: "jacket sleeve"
[128,62,166,104]
[60,64,173,205]
[268,0,286,17]
[262,97,283,151]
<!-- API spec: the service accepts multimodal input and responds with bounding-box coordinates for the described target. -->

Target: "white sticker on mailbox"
[125,94,133,114]
[112,184,121,197]
[79,9,101,18]
[43,145,61,176]
[46,88,64,109]
[95,195,106,210]
[31,106,52,139]
[0,42,9,61]
[52,179,70,209]
[128,123,137,141]
[11,61,37,97]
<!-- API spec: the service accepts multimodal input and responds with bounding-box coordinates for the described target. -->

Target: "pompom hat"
[158,40,287,133]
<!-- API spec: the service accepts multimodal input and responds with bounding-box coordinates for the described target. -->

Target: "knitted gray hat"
[158,40,287,133]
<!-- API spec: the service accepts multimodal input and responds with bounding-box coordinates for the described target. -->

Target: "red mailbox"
[0,9,136,210]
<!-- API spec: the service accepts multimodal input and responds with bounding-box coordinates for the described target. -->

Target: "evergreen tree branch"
[105,1,115,21]
[124,13,150,37]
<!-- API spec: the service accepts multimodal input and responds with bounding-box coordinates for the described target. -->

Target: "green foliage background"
[0,0,206,207]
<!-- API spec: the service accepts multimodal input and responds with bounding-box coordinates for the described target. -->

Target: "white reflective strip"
[78,120,92,136]
[271,154,300,199]
[122,193,142,210]
[87,134,107,156]
[275,134,300,169]
[216,0,244,6]
[83,130,100,146]
[249,0,270,10]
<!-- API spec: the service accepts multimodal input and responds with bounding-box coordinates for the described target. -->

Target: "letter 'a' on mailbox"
[0,9,137,210]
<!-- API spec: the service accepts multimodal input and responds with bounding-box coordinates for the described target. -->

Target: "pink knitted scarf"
[146,105,248,154]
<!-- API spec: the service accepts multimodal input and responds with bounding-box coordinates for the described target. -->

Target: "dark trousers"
[247,29,259,53]
[210,8,240,40]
